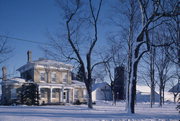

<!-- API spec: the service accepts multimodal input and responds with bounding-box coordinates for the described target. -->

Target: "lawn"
[0,101,179,121]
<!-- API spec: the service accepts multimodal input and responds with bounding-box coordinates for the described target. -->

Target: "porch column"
[50,87,53,103]
[61,86,64,102]
[38,86,41,97]
[72,88,75,103]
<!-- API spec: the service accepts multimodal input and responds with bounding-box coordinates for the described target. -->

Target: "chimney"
[2,66,7,81]
[27,50,32,63]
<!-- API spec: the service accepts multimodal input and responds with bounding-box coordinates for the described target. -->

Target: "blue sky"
[0,0,115,77]
[0,0,64,76]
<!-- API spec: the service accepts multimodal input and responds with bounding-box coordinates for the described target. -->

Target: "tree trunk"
[125,77,130,110]
[84,78,93,109]
[150,82,155,107]
[173,94,177,103]
[159,85,162,107]
[86,53,93,109]
[128,61,138,114]
[150,46,155,107]
[112,91,116,105]
[126,37,132,111]
[87,88,93,108]
[162,86,165,104]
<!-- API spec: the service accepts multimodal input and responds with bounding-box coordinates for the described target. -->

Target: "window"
[52,89,59,98]
[74,89,79,99]
[40,89,46,98]
[40,71,45,82]
[62,72,68,83]
[83,89,87,98]
[11,89,17,99]
[51,72,56,83]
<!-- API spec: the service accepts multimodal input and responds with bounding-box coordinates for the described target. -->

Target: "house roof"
[1,77,26,85]
[92,82,110,91]
[17,59,73,73]
[136,85,151,93]
[169,83,180,93]
[71,80,86,88]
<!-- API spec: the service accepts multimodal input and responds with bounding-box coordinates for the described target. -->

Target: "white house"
[1,51,87,105]
[92,82,112,102]
[136,85,160,102]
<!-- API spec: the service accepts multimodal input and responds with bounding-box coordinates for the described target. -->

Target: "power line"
[0,35,49,45]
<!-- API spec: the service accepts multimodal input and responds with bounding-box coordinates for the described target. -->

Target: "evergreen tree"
[76,65,84,82]
[20,83,39,105]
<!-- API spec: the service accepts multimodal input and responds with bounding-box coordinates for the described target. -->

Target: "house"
[92,82,112,102]
[1,51,87,105]
[136,85,160,102]
[169,83,180,93]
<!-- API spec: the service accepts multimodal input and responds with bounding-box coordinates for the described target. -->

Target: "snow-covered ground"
[0,101,179,121]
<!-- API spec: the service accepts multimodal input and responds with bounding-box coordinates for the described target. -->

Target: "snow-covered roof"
[169,83,180,93]
[10,77,26,83]
[71,80,85,87]
[163,92,174,102]
[136,85,151,94]
[1,77,26,85]
[17,59,73,73]
[92,82,110,91]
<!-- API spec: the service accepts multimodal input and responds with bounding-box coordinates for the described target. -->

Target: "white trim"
[35,65,71,71]
[50,88,52,102]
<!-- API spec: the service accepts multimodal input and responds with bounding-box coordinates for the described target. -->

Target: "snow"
[0,101,179,121]
[164,92,175,102]
[72,80,85,86]
[9,77,26,83]
[0,77,26,85]
[136,85,160,102]
[92,82,112,102]
[136,85,151,93]
[136,85,175,102]
[92,82,109,91]
[17,59,73,73]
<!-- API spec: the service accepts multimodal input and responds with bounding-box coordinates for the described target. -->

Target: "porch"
[38,85,74,104]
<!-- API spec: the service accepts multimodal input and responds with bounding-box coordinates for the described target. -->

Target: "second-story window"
[51,72,56,83]
[62,72,67,83]
[40,71,45,82]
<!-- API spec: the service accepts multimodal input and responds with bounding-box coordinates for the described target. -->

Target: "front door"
[63,91,67,102]
[63,90,69,103]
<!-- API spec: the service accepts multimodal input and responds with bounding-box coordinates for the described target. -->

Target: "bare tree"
[44,0,103,109]
[108,0,140,108]
[126,0,179,113]
[0,36,13,64]
[166,13,180,66]
[169,74,180,103]
[152,24,177,106]
[101,36,126,105]
[155,46,172,106]
[149,46,156,107]
[165,12,180,106]
[139,46,157,108]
